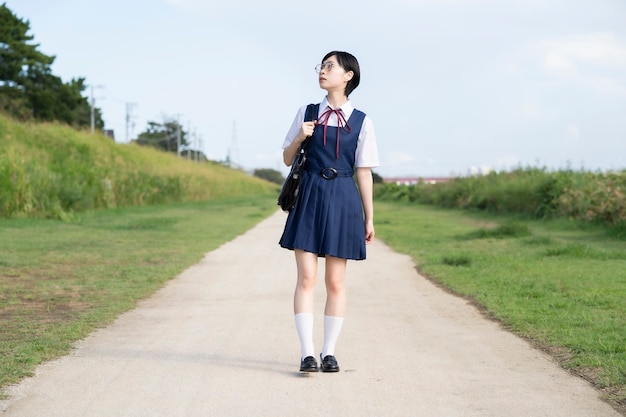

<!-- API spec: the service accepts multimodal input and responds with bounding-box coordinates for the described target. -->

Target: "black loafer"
[320,354,340,372]
[300,356,318,372]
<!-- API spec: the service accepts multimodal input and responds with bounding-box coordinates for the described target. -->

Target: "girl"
[279,51,380,372]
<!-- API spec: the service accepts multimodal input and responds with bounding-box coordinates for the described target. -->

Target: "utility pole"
[90,86,94,132]
[176,122,181,157]
[194,128,199,163]
[198,135,203,162]
[125,103,137,143]
[89,85,104,133]
[187,122,192,160]
[187,120,191,158]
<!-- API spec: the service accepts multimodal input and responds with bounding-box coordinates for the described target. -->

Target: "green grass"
[0,195,278,390]
[375,201,626,408]
[0,113,279,217]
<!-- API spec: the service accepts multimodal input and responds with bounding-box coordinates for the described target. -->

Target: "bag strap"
[300,103,318,150]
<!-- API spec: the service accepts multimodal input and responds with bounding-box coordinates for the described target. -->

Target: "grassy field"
[0,195,278,391]
[374,201,626,410]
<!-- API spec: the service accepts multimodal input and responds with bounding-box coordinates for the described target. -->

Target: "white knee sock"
[322,315,344,358]
[294,313,315,359]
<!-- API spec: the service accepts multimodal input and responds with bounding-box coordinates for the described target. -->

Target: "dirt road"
[1,210,621,416]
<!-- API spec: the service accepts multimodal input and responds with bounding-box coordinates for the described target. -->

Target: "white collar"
[320,96,353,116]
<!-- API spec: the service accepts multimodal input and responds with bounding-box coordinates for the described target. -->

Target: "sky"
[6,0,626,178]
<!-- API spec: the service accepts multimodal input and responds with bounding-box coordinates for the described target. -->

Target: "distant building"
[469,166,494,176]
[383,177,451,186]
[103,129,115,140]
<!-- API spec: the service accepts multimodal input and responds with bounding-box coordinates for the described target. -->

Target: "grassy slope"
[0,113,278,217]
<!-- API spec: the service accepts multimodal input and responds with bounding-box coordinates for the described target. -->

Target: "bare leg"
[321,255,347,361]
[293,250,318,361]
[324,255,347,316]
[294,250,318,314]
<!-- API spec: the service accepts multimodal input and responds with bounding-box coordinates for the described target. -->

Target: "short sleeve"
[355,116,380,168]
[282,105,308,150]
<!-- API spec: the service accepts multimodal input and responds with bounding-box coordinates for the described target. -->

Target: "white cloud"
[543,52,576,73]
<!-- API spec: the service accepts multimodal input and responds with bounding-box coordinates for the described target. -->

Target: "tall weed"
[375,167,626,231]
[0,114,278,218]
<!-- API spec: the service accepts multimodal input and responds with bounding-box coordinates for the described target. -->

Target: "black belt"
[306,166,354,180]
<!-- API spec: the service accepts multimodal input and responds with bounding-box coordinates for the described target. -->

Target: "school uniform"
[279,97,380,260]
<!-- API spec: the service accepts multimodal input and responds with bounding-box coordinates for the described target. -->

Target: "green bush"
[375,167,626,230]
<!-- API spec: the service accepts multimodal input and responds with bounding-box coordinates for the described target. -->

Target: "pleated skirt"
[279,170,366,260]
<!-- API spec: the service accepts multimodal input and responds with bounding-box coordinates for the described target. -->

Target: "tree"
[0,3,101,128]
[0,4,52,87]
[135,118,188,154]
[253,168,284,185]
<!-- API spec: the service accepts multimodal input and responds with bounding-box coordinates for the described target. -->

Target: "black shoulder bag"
[277,103,316,212]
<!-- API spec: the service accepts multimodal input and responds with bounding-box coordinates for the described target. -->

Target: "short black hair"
[322,51,360,97]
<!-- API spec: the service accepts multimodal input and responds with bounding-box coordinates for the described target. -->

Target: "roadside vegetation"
[375,167,626,234]
[0,113,278,219]
[374,171,625,411]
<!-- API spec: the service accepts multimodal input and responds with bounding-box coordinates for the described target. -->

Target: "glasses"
[315,62,339,73]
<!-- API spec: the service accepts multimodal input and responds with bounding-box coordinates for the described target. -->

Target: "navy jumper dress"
[279,106,367,260]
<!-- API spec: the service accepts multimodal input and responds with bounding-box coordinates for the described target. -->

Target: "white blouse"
[282,97,380,168]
